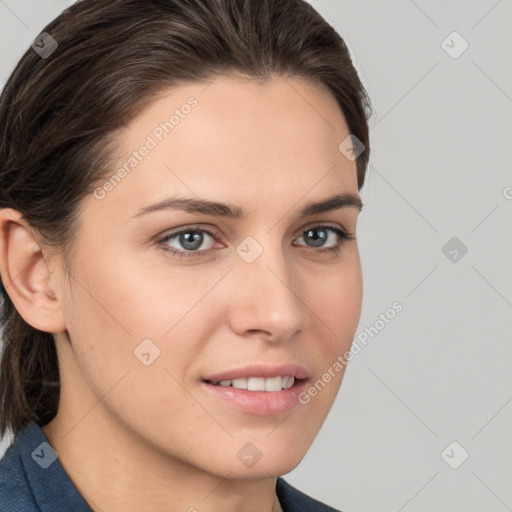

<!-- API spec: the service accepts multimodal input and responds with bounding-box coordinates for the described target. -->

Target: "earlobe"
[0,208,67,333]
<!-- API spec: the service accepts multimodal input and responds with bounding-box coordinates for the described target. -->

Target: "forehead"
[92,74,358,219]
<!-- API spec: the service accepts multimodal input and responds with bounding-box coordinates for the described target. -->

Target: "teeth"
[248,377,266,391]
[264,376,282,392]
[282,376,294,389]
[232,378,247,389]
[213,376,295,391]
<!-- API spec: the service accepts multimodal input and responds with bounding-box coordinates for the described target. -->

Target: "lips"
[201,376,309,415]
[202,363,309,383]
[201,364,310,414]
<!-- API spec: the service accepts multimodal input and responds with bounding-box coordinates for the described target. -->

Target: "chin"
[223,456,304,480]
[207,439,310,480]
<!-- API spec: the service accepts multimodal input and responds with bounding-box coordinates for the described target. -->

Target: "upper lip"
[203,364,309,383]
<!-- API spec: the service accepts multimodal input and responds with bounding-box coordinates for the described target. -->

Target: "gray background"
[1,1,511,510]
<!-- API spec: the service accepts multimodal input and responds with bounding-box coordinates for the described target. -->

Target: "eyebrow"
[131,192,363,219]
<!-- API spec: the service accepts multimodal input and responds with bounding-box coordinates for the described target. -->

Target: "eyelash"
[157,224,355,259]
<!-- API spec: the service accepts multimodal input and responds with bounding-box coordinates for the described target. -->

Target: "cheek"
[307,257,363,347]
[61,257,213,406]
[61,279,200,440]
[332,269,363,342]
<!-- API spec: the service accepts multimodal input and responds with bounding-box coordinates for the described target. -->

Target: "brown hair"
[0,0,371,438]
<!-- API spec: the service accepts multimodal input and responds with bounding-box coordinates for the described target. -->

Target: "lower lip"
[201,379,308,415]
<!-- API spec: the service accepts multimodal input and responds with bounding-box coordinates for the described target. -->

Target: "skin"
[0,74,363,512]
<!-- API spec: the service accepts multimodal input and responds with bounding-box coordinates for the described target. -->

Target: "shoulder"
[276,477,342,512]
[0,421,92,512]
[0,424,40,511]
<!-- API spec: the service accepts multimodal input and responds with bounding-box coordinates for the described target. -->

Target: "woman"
[0,0,371,510]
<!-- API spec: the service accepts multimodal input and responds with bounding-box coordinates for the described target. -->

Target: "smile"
[208,376,295,391]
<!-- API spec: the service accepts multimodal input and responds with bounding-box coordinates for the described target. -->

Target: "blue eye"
[158,224,354,258]
[294,226,353,252]
[159,227,218,257]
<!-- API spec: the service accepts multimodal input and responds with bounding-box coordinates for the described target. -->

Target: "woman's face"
[49,74,363,478]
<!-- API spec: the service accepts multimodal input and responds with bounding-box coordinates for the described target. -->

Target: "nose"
[227,242,304,343]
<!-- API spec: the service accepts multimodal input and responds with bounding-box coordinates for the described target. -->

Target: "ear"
[0,208,67,333]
